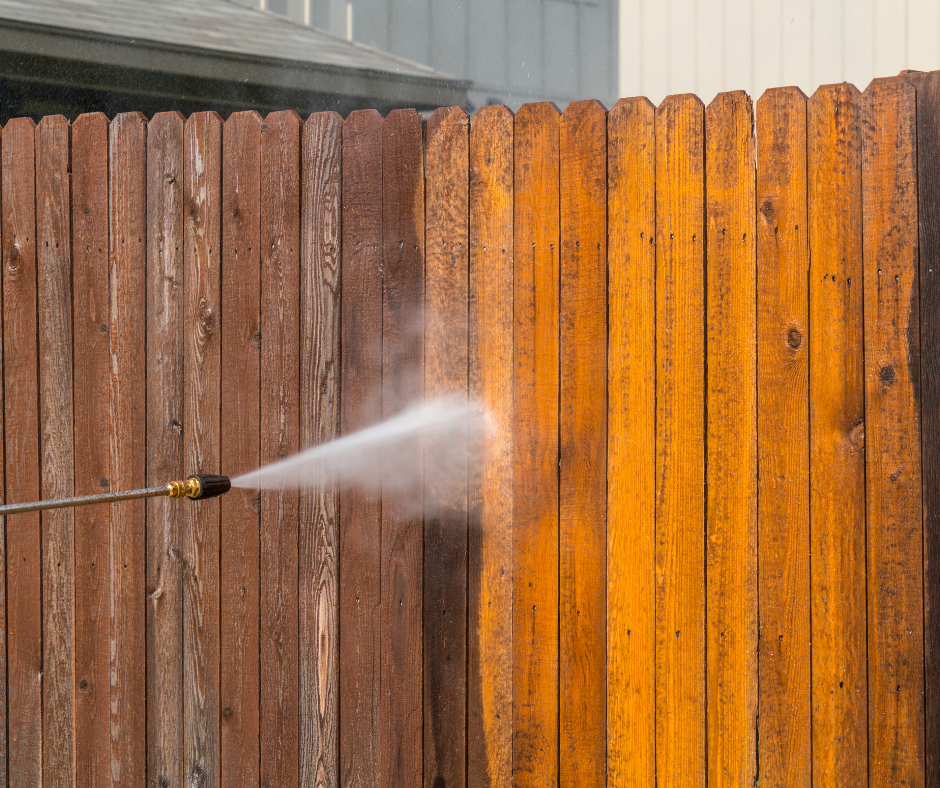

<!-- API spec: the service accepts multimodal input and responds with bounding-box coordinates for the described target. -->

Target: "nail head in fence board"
[606,96,655,788]
[183,110,223,788]
[511,101,559,788]
[220,110,262,788]
[755,87,811,788]
[339,108,383,788]
[704,90,758,787]
[424,105,469,788]
[807,83,868,787]
[70,111,112,788]
[380,107,424,788]
[260,109,301,788]
[559,98,607,788]
[468,103,513,788]
[109,111,149,786]
[299,110,342,788]
[36,114,75,788]
[654,93,706,788]
[145,110,185,788]
[3,115,43,787]
[901,68,940,788]
[861,76,926,786]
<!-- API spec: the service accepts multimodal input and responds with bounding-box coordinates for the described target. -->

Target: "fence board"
[807,83,868,788]
[71,112,111,788]
[259,109,301,788]
[903,68,940,788]
[467,103,513,788]
[339,108,383,788]
[299,110,342,788]
[145,110,185,788]
[559,98,607,788]
[704,90,758,788]
[861,76,925,788]
[512,101,560,788]
[755,87,811,788]
[183,110,223,788]
[109,111,149,788]
[36,114,74,788]
[654,93,706,788]
[380,107,425,788]
[3,116,43,788]
[424,105,469,788]
[220,110,262,788]
[606,96,655,788]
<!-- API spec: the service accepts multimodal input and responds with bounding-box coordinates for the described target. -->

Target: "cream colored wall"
[620,0,940,105]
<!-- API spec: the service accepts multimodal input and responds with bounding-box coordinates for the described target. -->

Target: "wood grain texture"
[902,68,940,788]
[259,109,301,788]
[512,101,559,788]
[220,110,262,788]
[0,121,5,788]
[424,105,469,788]
[71,112,112,788]
[109,112,148,788]
[606,96,655,788]
[704,90,758,788]
[654,93,706,788]
[755,87,811,788]
[3,116,43,788]
[145,111,184,788]
[467,103,513,788]
[299,111,342,788]
[380,107,424,788]
[339,109,383,788]
[36,114,75,788]
[861,76,925,788]
[558,98,607,788]
[807,83,868,788]
[183,110,223,788]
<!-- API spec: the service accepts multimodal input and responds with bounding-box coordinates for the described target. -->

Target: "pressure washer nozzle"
[166,475,231,501]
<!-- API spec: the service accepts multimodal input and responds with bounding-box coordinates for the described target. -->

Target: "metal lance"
[0,474,231,516]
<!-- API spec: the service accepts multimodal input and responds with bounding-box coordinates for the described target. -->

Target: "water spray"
[0,474,231,516]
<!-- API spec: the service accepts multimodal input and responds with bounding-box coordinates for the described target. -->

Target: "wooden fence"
[0,70,937,788]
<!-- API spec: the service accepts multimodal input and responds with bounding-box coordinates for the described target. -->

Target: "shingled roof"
[0,0,469,116]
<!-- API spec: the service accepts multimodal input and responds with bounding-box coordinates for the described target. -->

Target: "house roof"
[0,0,469,114]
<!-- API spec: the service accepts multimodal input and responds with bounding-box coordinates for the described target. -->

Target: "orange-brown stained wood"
[339,109,383,788]
[109,112,149,788]
[861,76,926,788]
[36,114,75,788]
[220,110,262,788]
[606,96,656,788]
[259,109,301,788]
[468,103,513,788]
[807,83,868,788]
[512,101,560,788]
[183,111,223,788]
[559,98,607,788]
[755,87,811,788]
[298,111,342,788]
[71,112,112,788]
[380,107,425,788]
[704,90,758,788]
[3,116,43,788]
[145,111,185,788]
[424,105,469,788]
[654,94,706,788]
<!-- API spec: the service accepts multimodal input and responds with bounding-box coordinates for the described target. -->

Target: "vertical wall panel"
[468,103,513,788]
[512,101,559,788]
[606,96,656,788]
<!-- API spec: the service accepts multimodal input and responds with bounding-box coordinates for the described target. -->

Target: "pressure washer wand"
[0,474,231,516]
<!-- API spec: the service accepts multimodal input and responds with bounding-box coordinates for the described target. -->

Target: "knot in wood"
[787,328,802,348]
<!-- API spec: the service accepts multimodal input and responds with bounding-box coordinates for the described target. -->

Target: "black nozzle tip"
[188,474,231,500]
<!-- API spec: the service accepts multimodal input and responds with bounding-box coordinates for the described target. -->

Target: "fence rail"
[0,71,936,788]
